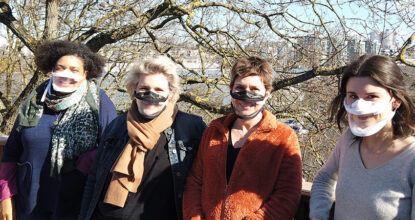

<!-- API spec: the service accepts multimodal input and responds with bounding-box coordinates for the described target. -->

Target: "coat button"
[176,172,181,177]
[178,194,182,199]
[167,130,172,135]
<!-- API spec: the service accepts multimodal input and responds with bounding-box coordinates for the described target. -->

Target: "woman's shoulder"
[195,115,231,141]
[108,114,127,127]
[208,113,236,130]
[264,118,298,143]
[98,89,114,106]
[176,110,203,122]
[101,114,127,137]
[274,119,295,133]
[394,140,415,182]
[175,111,206,129]
[262,110,296,135]
[399,140,415,160]
[337,128,358,149]
[98,89,117,116]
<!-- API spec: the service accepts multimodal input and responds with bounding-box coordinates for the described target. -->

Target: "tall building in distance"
[291,30,403,68]
[365,39,380,55]
[381,29,396,50]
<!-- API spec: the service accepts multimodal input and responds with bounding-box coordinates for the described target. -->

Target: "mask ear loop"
[41,79,53,102]
[385,97,396,114]
[391,97,401,111]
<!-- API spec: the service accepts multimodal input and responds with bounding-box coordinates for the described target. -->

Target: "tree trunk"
[0,71,48,134]
[44,0,59,40]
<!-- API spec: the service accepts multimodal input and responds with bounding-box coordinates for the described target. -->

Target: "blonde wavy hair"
[126,55,181,102]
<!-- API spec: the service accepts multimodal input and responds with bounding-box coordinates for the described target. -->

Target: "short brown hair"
[229,56,273,91]
[330,55,415,138]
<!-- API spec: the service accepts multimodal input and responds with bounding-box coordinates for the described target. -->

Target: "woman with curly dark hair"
[0,40,117,219]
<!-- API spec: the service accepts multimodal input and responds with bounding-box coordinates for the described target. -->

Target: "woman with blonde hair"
[80,56,206,220]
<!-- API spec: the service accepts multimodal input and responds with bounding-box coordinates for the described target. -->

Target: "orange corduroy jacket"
[183,110,302,220]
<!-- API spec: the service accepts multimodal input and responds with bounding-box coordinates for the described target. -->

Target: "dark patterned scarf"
[16,79,100,177]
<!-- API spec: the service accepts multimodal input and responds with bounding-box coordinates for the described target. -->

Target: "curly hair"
[34,40,105,79]
[330,54,415,138]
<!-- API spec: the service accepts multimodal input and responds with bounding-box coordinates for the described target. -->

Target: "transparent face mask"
[344,98,395,137]
[52,69,85,93]
[343,98,392,115]
[231,90,267,120]
[135,90,170,120]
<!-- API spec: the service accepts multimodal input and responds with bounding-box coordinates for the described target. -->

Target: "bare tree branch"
[396,32,415,67]
[179,92,231,115]
[0,91,11,109]
[272,66,346,91]
[0,70,49,133]
[85,2,170,52]
[0,2,37,52]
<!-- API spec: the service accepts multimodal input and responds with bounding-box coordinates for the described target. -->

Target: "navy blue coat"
[2,90,117,219]
[79,111,206,220]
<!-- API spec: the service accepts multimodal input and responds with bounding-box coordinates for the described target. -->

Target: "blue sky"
[281,0,414,46]
[1,1,414,47]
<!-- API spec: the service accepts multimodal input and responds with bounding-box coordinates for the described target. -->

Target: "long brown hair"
[330,55,415,138]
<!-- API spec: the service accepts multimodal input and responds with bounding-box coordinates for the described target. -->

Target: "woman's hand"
[0,198,16,220]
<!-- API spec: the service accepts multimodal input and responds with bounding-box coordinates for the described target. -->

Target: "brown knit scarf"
[104,100,178,207]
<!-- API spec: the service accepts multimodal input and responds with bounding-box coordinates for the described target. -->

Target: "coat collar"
[210,110,278,134]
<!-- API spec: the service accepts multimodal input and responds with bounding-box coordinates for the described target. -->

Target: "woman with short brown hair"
[183,56,302,219]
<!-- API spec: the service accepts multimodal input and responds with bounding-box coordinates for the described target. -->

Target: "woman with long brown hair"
[310,55,415,220]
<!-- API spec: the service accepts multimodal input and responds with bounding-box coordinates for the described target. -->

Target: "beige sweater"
[310,129,415,220]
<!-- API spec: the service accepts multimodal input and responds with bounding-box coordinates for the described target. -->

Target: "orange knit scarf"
[104,100,178,207]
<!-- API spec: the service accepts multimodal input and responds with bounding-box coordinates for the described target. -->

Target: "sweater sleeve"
[75,89,117,176]
[182,127,210,220]
[309,132,346,220]
[0,124,23,200]
[243,131,303,220]
[0,162,17,201]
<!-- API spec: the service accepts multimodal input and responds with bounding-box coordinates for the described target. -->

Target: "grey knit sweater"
[310,129,415,220]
